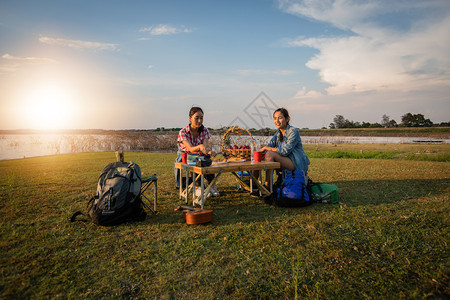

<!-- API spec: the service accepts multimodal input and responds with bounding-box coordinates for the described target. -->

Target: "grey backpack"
[71,161,146,226]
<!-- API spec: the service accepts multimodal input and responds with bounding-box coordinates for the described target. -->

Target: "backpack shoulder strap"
[70,211,86,223]
[70,196,96,223]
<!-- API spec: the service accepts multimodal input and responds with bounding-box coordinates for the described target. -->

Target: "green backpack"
[308,181,339,204]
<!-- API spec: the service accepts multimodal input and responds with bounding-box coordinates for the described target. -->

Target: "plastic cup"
[182,152,187,164]
[254,151,264,162]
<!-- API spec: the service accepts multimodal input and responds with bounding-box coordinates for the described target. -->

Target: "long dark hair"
[189,106,205,132]
[189,106,204,118]
[274,107,290,141]
[273,107,290,125]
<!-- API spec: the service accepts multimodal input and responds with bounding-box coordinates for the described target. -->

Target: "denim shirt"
[267,124,310,173]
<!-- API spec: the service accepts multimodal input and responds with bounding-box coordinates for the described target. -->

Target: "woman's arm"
[182,140,207,154]
[261,132,278,152]
[260,146,277,152]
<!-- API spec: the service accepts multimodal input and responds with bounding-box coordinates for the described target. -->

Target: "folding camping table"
[174,161,281,209]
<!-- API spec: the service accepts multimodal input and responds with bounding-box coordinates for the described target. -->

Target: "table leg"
[231,172,250,191]
[200,175,205,209]
[269,169,273,193]
[179,172,182,201]
[193,170,222,208]
[192,171,196,203]
[249,172,270,195]
[258,170,261,192]
[178,169,183,201]
[185,168,189,204]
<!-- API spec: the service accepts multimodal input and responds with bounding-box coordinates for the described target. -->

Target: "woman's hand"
[207,150,217,157]
[198,144,207,154]
[261,146,277,152]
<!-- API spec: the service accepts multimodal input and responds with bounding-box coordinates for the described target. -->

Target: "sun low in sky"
[0,0,449,130]
[19,81,75,130]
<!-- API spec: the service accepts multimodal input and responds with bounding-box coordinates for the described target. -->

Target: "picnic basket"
[221,126,255,161]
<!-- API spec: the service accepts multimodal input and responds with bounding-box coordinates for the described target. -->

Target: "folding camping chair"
[140,174,158,214]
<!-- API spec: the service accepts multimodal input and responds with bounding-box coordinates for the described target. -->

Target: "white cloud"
[140,24,193,36]
[39,36,119,51]
[0,53,59,73]
[279,0,382,31]
[236,69,294,76]
[279,0,450,95]
[2,53,58,64]
[293,86,323,99]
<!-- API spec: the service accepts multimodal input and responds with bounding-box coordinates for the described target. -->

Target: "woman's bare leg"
[264,150,295,185]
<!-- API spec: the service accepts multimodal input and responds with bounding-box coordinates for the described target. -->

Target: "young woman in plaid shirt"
[174,107,219,196]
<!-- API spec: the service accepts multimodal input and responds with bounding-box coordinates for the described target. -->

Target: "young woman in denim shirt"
[260,108,310,187]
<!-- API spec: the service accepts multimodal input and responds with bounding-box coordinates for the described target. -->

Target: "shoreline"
[1,127,449,139]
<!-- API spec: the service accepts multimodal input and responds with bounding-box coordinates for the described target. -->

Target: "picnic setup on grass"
[70,125,339,226]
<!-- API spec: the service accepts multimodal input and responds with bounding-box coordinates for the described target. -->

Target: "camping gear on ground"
[222,126,255,161]
[264,170,312,207]
[308,180,339,204]
[175,206,213,224]
[71,160,156,226]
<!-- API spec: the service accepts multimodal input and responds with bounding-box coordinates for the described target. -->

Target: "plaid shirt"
[177,125,212,152]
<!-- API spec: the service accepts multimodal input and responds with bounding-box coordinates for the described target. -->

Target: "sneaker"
[211,185,220,197]
[195,187,211,198]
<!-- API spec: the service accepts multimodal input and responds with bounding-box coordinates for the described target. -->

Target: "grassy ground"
[304,144,450,162]
[1,144,449,298]
[300,127,450,138]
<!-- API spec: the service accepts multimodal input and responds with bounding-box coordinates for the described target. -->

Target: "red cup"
[254,151,264,162]
[182,152,187,164]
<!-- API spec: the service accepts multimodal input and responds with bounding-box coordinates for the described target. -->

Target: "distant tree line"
[328,113,449,129]
[150,126,277,135]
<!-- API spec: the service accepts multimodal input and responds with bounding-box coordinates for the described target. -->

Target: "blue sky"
[0,0,449,130]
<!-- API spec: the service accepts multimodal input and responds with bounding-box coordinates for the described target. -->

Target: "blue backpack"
[265,170,312,207]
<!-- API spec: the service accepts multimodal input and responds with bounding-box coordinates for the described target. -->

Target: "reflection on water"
[0,134,177,160]
[0,134,448,161]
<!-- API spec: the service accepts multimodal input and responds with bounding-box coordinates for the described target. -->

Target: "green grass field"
[1,144,449,298]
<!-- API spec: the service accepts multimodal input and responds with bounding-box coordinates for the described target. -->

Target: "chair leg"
[141,176,158,214]
[153,179,157,213]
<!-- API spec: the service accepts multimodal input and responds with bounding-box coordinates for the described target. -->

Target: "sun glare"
[21,83,76,130]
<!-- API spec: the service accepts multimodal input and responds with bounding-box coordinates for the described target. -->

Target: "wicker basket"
[221,126,255,161]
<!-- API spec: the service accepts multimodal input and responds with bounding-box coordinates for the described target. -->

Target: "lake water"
[0,134,448,161]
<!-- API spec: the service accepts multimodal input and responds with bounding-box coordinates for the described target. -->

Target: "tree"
[381,114,390,128]
[401,113,414,127]
[361,122,371,128]
[333,115,347,128]
[352,121,361,128]
[388,120,398,127]
[381,114,398,128]
[401,113,433,127]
